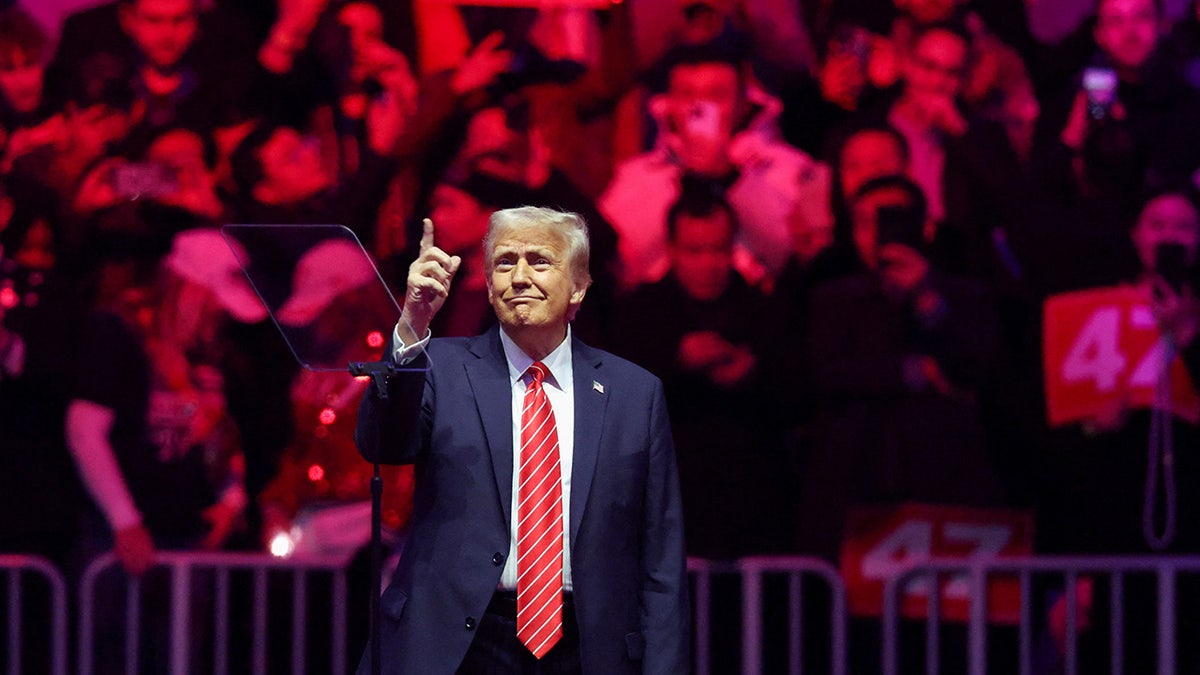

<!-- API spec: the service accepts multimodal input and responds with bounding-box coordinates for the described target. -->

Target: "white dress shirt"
[392,324,575,591]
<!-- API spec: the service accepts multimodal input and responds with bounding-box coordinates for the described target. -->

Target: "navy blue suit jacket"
[355,326,689,674]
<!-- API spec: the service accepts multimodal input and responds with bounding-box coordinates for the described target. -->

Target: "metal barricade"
[79,551,351,675]
[882,556,1200,675]
[0,554,68,675]
[688,556,736,675]
[737,556,848,675]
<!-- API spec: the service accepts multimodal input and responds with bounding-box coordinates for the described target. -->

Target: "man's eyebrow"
[494,245,556,255]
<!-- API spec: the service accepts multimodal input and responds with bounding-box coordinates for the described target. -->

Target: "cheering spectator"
[1032,0,1195,201]
[73,125,223,222]
[601,45,832,288]
[885,0,1039,158]
[849,20,1021,278]
[611,187,789,559]
[779,22,897,156]
[66,229,249,672]
[0,8,54,145]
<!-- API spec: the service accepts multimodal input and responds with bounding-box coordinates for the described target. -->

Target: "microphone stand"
[348,360,397,675]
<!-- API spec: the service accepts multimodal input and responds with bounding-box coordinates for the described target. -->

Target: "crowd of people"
[3,0,1200,669]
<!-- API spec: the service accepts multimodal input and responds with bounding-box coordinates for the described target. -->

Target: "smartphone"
[1155,242,1192,292]
[876,203,925,250]
[1082,66,1119,121]
[111,162,179,200]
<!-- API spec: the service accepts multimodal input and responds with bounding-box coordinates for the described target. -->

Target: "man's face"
[429,184,490,256]
[665,62,741,141]
[337,2,384,55]
[14,219,55,271]
[1132,193,1200,270]
[1095,0,1160,73]
[851,186,920,269]
[0,50,43,114]
[487,221,586,334]
[121,0,198,71]
[839,130,908,200]
[257,127,333,204]
[337,1,385,79]
[671,210,734,301]
[902,28,968,104]
[462,108,530,183]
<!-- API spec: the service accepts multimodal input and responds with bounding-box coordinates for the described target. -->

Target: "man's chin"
[499,308,556,330]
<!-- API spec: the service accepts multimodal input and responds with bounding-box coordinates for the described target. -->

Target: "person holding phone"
[798,172,1005,560]
[1033,0,1196,206]
[846,20,1021,280]
[600,45,832,289]
[1131,189,1200,348]
[1034,188,1200,671]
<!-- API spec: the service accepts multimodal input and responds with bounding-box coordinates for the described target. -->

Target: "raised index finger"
[475,31,507,55]
[419,218,435,254]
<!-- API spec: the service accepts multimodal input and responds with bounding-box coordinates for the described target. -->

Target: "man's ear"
[570,278,590,305]
[565,279,589,321]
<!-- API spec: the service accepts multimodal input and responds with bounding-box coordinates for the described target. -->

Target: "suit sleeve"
[354,349,433,466]
[638,378,691,674]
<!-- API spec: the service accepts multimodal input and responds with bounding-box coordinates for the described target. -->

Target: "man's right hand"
[878,243,930,295]
[399,218,461,344]
[114,523,156,576]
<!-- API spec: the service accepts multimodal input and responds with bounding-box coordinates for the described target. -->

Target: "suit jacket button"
[492,552,504,566]
[465,617,476,630]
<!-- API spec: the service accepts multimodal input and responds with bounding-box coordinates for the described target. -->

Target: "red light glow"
[0,287,17,309]
[366,331,385,348]
[307,464,325,481]
[319,407,337,425]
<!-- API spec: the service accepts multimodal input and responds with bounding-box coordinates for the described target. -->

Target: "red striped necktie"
[517,361,564,658]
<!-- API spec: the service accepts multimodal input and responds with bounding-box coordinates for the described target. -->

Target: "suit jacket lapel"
[570,337,607,547]
[464,327,515,528]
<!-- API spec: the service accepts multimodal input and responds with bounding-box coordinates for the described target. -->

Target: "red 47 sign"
[1043,286,1199,427]
[840,504,1033,624]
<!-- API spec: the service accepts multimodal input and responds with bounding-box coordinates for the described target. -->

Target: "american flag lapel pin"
[592,380,604,394]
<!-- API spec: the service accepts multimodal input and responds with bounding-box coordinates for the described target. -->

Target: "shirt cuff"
[392,322,432,365]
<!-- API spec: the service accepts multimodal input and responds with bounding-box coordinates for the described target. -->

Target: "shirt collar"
[499,326,573,391]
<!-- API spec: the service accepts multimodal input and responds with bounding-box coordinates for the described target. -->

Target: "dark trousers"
[456,593,582,675]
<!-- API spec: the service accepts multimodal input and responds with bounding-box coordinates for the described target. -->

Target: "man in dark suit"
[355,207,689,674]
